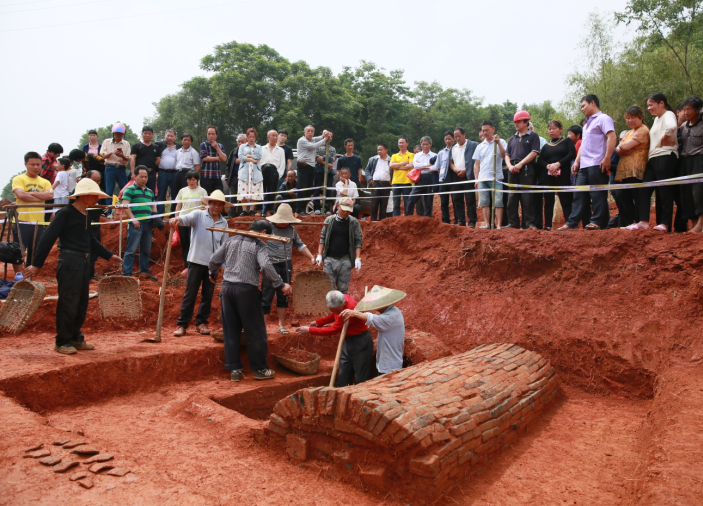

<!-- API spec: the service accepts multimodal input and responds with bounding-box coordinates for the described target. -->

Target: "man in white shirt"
[406,136,437,217]
[364,143,392,221]
[473,120,507,228]
[157,129,180,216]
[449,127,480,227]
[335,167,359,215]
[260,130,286,217]
[296,126,331,215]
[436,131,454,223]
[174,133,202,197]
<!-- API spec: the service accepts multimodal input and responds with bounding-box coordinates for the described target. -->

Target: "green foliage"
[1,171,24,201]
[77,123,139,149]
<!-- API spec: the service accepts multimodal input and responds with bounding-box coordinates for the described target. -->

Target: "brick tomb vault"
[262,343,561,500]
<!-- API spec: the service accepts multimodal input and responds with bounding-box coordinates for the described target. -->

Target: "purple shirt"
[580,111,615,167]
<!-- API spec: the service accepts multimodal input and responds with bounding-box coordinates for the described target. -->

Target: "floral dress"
[237,143,263,200]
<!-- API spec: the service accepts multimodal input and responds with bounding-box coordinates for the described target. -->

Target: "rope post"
[491,140,498,230]
[321,139,330,213]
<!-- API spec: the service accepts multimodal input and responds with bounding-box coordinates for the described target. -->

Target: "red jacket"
[309,294,369,337]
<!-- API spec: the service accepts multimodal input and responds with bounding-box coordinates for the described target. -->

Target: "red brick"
[431,430,451,443]
[333,419,356,434]
[286,434,309,461]
[334,391,351,419]
[409,454,440,478]
[449,419,477,437]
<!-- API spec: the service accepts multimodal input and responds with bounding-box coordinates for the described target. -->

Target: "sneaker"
[254,368,276,381]
[239,211,248,217]
[54,344,77,355]
[231,369,244,382]
[325,211,331,215]
[71,341,95,350]
[314,210,321,215]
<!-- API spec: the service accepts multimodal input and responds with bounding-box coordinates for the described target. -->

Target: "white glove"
[355,258,362,271]
[315,254,323,266]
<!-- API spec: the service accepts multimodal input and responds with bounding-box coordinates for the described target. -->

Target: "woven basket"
[0,280,46,334]
[292,270,332,315]
[273,348,321,375]
[97,276,142,321]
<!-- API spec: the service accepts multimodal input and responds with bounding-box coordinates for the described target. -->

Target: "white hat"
[202,190,234,207]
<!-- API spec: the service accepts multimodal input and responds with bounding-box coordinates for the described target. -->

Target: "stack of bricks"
[264,343,560,500]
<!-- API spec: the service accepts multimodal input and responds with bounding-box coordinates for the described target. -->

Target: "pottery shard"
[69,472,88,482]
[24,443,44,452]
[88,463,114,474]
[53,439,71,446]
[63,441,87,449]
[84,453,114,464]
[107,468,131,477]
[71,446,100,455]
[77,478,94,489]
[23,450,51,459]
[39,457,62,466]
[54,461,80,473]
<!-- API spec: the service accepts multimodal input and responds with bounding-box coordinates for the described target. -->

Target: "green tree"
[77,123,139,149]
[1,172,23,201]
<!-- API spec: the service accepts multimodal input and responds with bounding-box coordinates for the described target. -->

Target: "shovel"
[149,226,174,343]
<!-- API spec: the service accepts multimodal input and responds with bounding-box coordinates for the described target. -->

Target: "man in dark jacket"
[448,127,480,227]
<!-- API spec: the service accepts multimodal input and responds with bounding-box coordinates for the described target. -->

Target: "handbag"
[407,168,421,184]
[0,209,25,265]
[171,226,180,248]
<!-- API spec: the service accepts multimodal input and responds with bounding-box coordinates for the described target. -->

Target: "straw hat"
[267,203,301,224]
[355,285,407,312]
[68,178,109,199]
[202,190,234,207]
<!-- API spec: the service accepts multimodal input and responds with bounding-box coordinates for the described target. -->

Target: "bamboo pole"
[491,140,498,229]
[151,226,174,343]
[205,227,291,242]
[329,320,349,388]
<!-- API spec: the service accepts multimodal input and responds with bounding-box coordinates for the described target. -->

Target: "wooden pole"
[491,140,498,230]
[321,140,330,214]
[152,226,174,343]
[329,320,349,388]
[206,226,291,242]
[118,214,123,259]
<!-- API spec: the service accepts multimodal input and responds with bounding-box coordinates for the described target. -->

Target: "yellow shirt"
[390,151,414,185]
[12,173,52,223]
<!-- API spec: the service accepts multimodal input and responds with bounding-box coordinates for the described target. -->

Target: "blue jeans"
[156,170,177,215]
[392,184,412,216]
[123,221,153,275]
[478,180,504,208]
[104,165,129,206]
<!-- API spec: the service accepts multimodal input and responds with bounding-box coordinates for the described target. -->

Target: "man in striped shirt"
[122,166,157,280]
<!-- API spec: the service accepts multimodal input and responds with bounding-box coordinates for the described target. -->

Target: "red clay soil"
[0,202,702,505]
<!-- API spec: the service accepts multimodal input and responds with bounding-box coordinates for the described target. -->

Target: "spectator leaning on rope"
[199,125,227,195]
[316,197,362,295]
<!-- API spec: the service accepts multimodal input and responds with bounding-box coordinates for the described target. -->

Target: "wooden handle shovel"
[150,226,174,343]
[329,320,349,387]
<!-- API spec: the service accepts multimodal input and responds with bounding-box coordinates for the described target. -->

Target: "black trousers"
[262,260,291,312]
[567,165,609,229]
[179,226,192,266]
[506,163,536,228]
[146,170,157,194]
[371,181,391,221]
[13,223,45,267]
[261,164,280,213]
[89,225,101,278]
[638,153,677,228]
[533,164,547,229]
[297,164,315,212]
[681,154,703,220]
[407,173,434,216]
[220,282,268,372]
[542,173,573,229]
[440,186,450,223]
[448,170,477,225]
[227,180,240,218]
[200,177,223,195]
[55,252,91,347]
[613,177,641,226]
[177,263,215,328]
[337,330,373,387]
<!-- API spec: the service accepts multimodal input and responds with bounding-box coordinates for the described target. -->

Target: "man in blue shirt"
[436,131,454,223]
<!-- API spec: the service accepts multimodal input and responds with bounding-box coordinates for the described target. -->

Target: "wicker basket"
[273,348,321,375]
[0,280,47,334]
[97,276,142,321]
[292,270,332,315]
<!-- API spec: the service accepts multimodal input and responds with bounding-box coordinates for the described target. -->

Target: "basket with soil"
[273,347,320,376]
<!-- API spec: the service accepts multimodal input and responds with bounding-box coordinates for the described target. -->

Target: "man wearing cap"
[130,126,161,193]
[296,290,372,387]
[100,123,131,206]
[208,220,292,382]
[316,197,362,294]
[169,190,230,337]
[341,285,406,376]
[264,204,316,334]
[505,111,540,229]
[24,179,122,355]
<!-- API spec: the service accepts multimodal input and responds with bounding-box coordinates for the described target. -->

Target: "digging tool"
[150,226,174,343]
[205,227,291,242]
[329,320,349,388]
[491,140,498,230]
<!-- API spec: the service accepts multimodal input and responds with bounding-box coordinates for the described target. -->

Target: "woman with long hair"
[615,106,650,227]
[237,128,263,217]
[626,93,679,231]
[536,120,576,229]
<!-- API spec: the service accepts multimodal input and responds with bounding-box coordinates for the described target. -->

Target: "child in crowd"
[52,157,71,205]
[334,167,358,215]
[174,171,208,275]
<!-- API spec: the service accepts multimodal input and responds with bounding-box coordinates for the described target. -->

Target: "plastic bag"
[407,168,421,183]
[171,227,180,247]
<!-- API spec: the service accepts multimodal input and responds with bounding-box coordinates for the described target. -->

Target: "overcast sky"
[0,0,630,184]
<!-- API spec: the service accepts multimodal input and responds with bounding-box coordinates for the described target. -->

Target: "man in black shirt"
[277,128,295,180]
[504,111,540,229]
[337,139,363,186]
[130,126,161,193]
[316,198,363,294]
[25,179,122,355]
[275,170,299,213]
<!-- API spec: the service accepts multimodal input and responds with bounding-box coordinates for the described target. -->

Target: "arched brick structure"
[265,343,560,500]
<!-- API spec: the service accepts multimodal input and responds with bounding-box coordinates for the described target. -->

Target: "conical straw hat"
[202,190,234,207]
[355,285,407,312]
[68,178,109,199]
[267,203,301,224]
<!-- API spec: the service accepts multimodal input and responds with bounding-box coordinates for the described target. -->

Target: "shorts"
[478,180,503,208]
